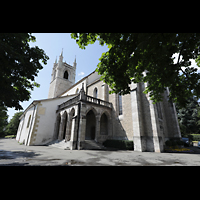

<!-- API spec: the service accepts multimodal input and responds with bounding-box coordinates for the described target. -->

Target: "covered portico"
[55,86,112,150]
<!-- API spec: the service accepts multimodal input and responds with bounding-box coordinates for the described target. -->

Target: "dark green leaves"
[71,33,200,107]
[0,33,49,110]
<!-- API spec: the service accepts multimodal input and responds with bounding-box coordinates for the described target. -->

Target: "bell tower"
[48,49,76,98]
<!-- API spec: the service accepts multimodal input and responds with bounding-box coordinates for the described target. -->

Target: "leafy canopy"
[71,33,200,107]
[0,106,8,137]
[0,33,49,110]
[176,96,200,136]
[5,111,23,136]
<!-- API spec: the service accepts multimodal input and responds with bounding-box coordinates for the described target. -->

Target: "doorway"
[55,114,61,140]
[85,110,96,140]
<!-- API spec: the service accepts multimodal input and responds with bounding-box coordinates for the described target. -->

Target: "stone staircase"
[83,140,106,150]
[47,139,70,150]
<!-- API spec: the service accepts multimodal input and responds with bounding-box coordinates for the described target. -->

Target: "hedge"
[103,139,134,150]
[188,134,200,142]
[165,138,184,147]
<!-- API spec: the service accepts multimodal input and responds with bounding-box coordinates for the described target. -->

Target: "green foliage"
[165,138,184,147]
[71,33,200,108]
[188,134,200,142]
[176,96,200,136]
[5,111,23,136]
[0,105,8,137]
[102,139,134,150]
[0,33,49,110]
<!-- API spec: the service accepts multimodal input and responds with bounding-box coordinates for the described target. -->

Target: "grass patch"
[5,135,16,139]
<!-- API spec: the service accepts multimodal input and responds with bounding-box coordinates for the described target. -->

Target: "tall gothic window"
[118,94,123,115]
[93,88,98,98]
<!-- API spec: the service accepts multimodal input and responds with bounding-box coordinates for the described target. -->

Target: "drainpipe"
[26,102,37,146]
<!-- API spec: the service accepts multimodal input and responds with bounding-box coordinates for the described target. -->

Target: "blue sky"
[7,33,108,121]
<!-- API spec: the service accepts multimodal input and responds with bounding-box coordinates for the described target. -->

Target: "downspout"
[26,102,37,146]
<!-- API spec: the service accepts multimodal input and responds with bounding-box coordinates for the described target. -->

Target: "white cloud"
[78,72,85,76]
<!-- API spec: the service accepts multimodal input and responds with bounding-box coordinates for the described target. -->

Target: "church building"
[16,50,181,152]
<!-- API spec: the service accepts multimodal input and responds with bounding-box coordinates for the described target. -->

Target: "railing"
[57,92,112,111]
[58,94,80,111]
[85,95,112,108]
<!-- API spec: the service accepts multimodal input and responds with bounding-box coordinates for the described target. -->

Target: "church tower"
[48,49,77,98]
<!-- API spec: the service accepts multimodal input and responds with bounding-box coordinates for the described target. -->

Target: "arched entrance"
[55,114,61,140]
[85,110,96,140]
[100,113,108,135]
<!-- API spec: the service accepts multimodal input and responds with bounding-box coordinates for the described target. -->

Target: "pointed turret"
[58,49,63,70]
[55,56,57,64]
[73,55,77,68]
[59,48,63,63]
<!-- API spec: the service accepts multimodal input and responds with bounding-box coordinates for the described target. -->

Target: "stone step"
[48,139,70,150]
[83,140,106,150]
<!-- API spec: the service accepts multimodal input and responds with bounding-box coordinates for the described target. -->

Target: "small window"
[76,88,79,94]
[27,115,31,128]
[118,94,123,115]
[64,70,68,79]
[93,88,98,98]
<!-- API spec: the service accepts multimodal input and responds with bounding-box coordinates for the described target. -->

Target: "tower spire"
[55,56,57,64]
[59,48,63,63]
[73,55,77,68]
[60,48,63,57]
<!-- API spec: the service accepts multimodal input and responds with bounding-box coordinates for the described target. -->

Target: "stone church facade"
[16,50,181,152]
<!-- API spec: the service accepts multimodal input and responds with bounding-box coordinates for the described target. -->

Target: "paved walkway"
[1,138,200,166]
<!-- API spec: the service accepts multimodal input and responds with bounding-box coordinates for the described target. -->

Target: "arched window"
[64,70,68,79]
[27,115,31,128]
[118,94,123,115]
[76,88,79,94]
[93,88,98,98]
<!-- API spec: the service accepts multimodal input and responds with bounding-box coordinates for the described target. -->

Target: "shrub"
[176,140,184,145]
[165,140,172,146]
[103,139,134,150]
[165,139,184,147]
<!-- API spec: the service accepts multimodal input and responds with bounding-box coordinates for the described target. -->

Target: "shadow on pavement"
[0,150,40,162]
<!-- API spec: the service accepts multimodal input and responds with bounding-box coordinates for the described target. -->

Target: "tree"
[71,33,200,107]
[0,33,49,110]
[5,111,23,136]
[0,106,8,137]
[176,97,200,136]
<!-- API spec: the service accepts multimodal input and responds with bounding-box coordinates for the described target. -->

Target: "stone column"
[148,100,163,152]
[65,117,71,141]
[95,114,101,142]
[131,83,144,152]
[70,117,76,150]
[77,103,86,150]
